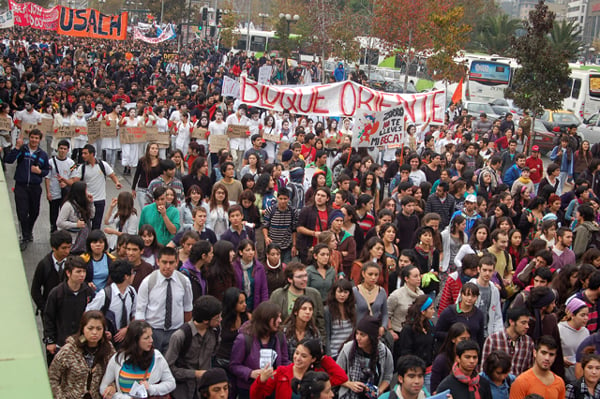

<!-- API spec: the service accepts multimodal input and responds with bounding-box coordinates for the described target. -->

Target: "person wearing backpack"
[42,256,95,365]
[574,204,600,261]
[164,295,222,399]
[69,144,122,230]
[30,230,72,315]
[85,259,136,347]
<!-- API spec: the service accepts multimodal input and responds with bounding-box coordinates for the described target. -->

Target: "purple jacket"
[229,322,290,390]
[232,258,269,312]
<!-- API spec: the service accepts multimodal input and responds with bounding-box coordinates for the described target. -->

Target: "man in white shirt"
[70,144,122,230]
[45,139,74,232]
[469,255,503,338]
[15,96,43,139]
[135,247,194,353]
[225,104,250,169]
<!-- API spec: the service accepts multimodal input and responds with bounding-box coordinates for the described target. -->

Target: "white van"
[562,68,600,120]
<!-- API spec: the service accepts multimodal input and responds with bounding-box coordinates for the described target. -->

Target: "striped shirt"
[482,329,534,375]
[118,356,154,393]
[263,204,298,250]
[330,318,353,359]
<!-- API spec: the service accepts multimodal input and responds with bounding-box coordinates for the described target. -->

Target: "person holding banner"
[208,110,228,167]
[14,96,42,141]
[104,103,122,167]
[40,101,55,154]
[86,102,105,157]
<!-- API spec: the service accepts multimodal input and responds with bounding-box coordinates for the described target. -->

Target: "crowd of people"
[4,25,600,399]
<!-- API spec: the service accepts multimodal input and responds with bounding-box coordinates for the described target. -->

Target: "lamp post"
[278,13,299,84]
[258,12,269,30]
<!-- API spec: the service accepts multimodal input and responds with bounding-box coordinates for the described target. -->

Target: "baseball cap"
[465,194,477,203]
[531,145,540,152]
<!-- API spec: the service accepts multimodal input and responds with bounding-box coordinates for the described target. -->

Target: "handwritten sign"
[227,124,249,139]
[87,121,101,142]
[277,141,290,158]
[263,132,280,142]
[74,126,88,136]
[146,127,169,146]
[54,126,77,138]
[209,134,229,151]
[21,122,38,133]
[57,7,128,41]
[222,75,240,98]
[101,120,117,138]
[0,117,12,131]
[258,65,273,84]
[39,118,53,135]
[191,127,208,139]
[120,126,147,143]
[325,136,340,149]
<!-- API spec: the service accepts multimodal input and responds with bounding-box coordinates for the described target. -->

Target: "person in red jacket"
[526,145,544,191]
[438,254,479,316]
[250,338,349,399]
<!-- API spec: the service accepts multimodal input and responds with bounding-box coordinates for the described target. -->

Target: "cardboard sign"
[352,106,405,148]
[101,120,117,138]
[120,126,147,143]
[39,118,54,135]
[277,141,290,158]
[163,53,178,63]
[263,132,280,142]
[191,127,208,139]
[21,122,38,133]
[57,7,128,41]
[0,117,12,131]
[87,120,101,142]
[227,124,249,139]
[54,126,77,138]
[145,127,169,145]
[74,126,88,136]
[209,134,229,151]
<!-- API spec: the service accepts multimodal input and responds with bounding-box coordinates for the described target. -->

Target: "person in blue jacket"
[550,134,574,196]
[503,153,526,189]
[4,128,50,251]
[334,62,345,82]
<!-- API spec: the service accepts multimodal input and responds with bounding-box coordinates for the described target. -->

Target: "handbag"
[71,223,90,254]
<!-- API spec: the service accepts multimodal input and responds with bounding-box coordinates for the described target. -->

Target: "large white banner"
[239,77,445,121]
[352,106,407,148]
[0,10,14,29]
[222,76,241,98]
[134,24,176,43]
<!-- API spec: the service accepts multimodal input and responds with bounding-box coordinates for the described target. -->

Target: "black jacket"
[437,373,492,398]
[31,252,64,313]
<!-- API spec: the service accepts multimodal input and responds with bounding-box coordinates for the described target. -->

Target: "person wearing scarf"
[436,340,491,398]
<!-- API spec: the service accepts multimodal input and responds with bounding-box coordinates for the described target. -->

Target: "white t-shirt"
[74,160,114,201]
[46,156,75,200]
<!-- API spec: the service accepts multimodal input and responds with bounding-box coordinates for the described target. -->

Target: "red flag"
[451,78,463,105]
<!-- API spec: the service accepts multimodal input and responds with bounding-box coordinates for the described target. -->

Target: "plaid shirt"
[566,378,600,399]
[482,329,534,375]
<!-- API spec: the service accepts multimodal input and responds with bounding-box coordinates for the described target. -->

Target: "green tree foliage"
[506,0,570,153]
[549,19,583,60]
[474,14,522,56]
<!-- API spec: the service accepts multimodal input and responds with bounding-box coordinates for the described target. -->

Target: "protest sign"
[209,135,229,151]
[21,122,38,134]
[352,106,406,148]
[222,76,240,98]
[277,141,290,158]
[258,65,273,84]
[120,127,147,143]
[146,127,170,146]
[0,117,12,131]
[239,76,445,121]
[9,0,59,30]
[227,124,249,139]
[101,121,117,138]
[87,121,101,142]
[0,10,15,29]
[57,7,128,40]
[54,126,76,138]
[39,118,54,135]
[191,127,208,139]
[263,132,280,142]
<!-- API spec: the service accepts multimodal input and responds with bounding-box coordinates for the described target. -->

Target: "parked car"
[382,81,417,94]
[463,101,502,121]
[489,98,523,119]
[538,109,580,133]
[531,119,558,154]
[578,111,600,144]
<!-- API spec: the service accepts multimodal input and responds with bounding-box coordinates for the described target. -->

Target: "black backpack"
[100,285,136,335]
[173,322,220,368]
[80,159,107,180]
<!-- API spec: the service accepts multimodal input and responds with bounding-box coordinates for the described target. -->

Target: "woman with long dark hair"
[232,239,269,312]
[179,185,203,231]
[204,183,229,239]
[350,237,386,292]
[307,243,336,301]
[408,226,441,295]
[251,339,348,399]
[132,143,162,208]
[324,279,356,359]
[205,240,236,301]
[48,311,115,399]
[100,320,175,397]
[387,265,424,346]
[138,224,161,269]
[353,262,389,338]
[282,296,321,360]
[454,223,490,269]
[430,322,471,393]
[103,191,138,251]
[57,181,95,251]
[214,287,250,379]
[337,315,394,399]
[440,214,467,283]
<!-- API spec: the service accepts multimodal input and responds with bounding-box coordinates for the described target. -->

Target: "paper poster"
[227,124,249,139]
[209,134,229,151]
[191,127,208,139]
[120,126,147,143]
[263,132,280,142]
[87,120,101,142]
[352,106,405,148]
[100,120,117,138]
[0,117,12,131]
[54,126,77,138]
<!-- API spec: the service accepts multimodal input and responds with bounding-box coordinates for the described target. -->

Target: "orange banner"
[57,7,127,40]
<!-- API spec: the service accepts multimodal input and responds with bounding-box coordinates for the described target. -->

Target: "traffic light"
[198,24,203,31]
[202,7,208,21]
[216,9,222,24]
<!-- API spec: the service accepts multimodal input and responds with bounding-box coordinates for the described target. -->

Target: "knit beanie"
[328,209,344,226]
[356,315,380,339]
[198,368,228,391]
[566,298,588,315]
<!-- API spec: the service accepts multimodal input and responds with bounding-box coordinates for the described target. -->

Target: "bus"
[231,28,302,57]
[562,66,600,119]
[463,54,518,103]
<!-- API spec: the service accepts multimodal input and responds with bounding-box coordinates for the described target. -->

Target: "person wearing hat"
[450,194,481,238]
[327,208,356,277]
[262,187,299,264]
[198,367,229,399]
[525,286,565,378]
[526,145,544,192]
[337,315,394,399]
[559,297,591,383]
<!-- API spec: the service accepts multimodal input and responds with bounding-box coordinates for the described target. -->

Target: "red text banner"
[9,0,59,30]
[57,7,127,40]
[239,77,445,122]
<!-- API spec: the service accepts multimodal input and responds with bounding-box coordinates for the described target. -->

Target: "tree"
[506,0,570,154]
[549,19,583,60]
[219,3,240,51]
[474,14,522,56]
[373,0,437,91]
[426,6,471,85]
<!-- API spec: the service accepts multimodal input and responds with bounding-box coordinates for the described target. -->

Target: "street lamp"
[258,12,269,30]
[278,13,300,84]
